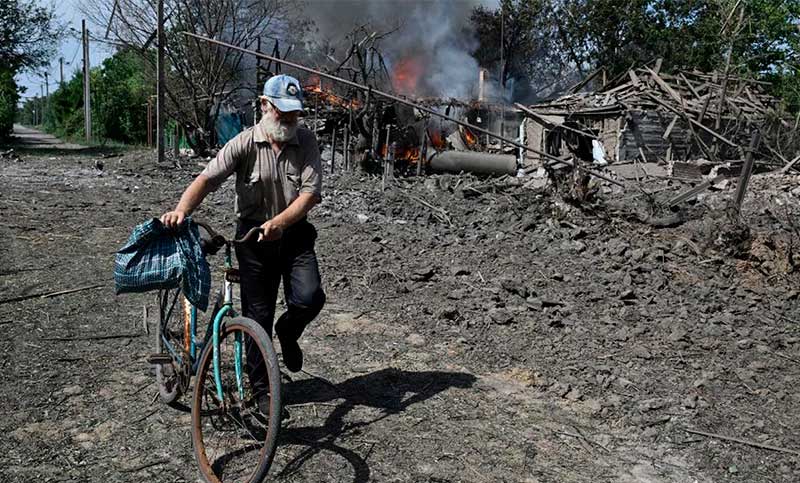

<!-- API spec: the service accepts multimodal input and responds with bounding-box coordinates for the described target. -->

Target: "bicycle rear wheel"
[154,287,189,406]
[191,316,282,483]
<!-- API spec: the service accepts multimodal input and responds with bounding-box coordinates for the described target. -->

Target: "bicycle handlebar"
[194,219,262,247]
[233,226,263,244]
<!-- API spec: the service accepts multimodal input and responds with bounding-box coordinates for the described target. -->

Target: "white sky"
[15,0,501,102]
[15,0,113,101]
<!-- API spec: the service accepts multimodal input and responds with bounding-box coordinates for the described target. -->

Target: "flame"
[303,78,361,109]
[428,128,447,150]
[392,57,424,95]
[463,127,477,145]
[378,144,421,162]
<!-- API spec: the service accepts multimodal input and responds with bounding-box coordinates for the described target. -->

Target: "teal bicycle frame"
[159,243,245,405]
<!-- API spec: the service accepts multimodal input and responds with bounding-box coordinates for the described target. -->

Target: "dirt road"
[2,143,799,482]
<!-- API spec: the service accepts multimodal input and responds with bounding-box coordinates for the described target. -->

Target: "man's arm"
[258,192,319,242]
[160,174,214,228]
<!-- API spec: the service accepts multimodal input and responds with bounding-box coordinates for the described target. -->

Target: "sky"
[15,0,113,101]
[15,0,501,102]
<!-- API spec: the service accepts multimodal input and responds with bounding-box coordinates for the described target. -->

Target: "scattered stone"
[489,308,514,325]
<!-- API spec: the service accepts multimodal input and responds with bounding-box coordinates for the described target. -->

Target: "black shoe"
[277,330,303,372]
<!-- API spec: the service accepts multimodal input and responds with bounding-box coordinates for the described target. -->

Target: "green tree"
[92,49,150,143]
[470,0,569,100]
[0,0,62,140]
[39,49,151,144]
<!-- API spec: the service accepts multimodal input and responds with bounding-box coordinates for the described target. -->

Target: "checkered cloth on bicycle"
[114,217,211,311]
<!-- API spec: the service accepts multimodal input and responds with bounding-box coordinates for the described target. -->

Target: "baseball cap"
[262,74,304,112]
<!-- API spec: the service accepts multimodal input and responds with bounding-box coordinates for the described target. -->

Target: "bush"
[0,68,19,141]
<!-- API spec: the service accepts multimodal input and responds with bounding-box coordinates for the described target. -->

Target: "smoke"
[300,0,499,99]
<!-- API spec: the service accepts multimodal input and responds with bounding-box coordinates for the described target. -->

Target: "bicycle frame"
[159,242,245,405]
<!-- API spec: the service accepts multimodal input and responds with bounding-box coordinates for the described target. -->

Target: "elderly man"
[161,74,325,381]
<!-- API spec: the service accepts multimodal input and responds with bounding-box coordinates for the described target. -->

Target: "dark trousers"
[235,218,325,391]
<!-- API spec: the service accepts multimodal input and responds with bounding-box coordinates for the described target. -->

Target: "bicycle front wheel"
[191,316,282,483]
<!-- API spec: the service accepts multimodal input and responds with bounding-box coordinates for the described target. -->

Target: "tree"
[0,0,62,140]
[82,0,298,154]
[470,0,572,101]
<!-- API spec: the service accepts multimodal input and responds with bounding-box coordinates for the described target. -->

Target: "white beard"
[261,115,298,143]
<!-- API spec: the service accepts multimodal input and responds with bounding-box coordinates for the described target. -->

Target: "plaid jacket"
[114,217,211,311]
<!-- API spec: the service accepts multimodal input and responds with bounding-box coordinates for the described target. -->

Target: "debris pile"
[519,66,799,179]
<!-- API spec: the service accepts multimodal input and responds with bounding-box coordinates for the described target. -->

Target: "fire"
[378,144,420,162]
[391,57,424,95]
[302,77,361,109]
[462,127,477,145]
[427,127,447,150]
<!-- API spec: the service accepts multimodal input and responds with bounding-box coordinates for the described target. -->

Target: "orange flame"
[303,78,361,109]
[463,127,477,145]
[392,57,424,95]
[428,128,447,150]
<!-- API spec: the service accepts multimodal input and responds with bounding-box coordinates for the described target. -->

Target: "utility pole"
[156,0,165,163]
[43,72,49,125]
[82,19,92,143]
[59,57,64,87]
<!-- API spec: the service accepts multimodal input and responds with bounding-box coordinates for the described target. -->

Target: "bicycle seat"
[225,268,241,284]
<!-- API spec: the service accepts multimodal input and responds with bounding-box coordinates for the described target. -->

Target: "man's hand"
[160,210,186,229]
[258,219,284,242]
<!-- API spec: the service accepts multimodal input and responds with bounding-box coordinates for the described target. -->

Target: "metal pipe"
[180,32,624,188]
[430,151,517,176]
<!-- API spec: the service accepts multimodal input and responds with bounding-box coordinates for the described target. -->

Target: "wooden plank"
[647,94,739,147]
[662,115,679,140]
[668,174,727,207]
[679,73,701,99]
[514,103,597,139]
[645,67,683,104]
[629,70,641,87]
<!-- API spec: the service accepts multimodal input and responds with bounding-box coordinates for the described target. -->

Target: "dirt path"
[8,124,87,150]
[2,147,799,482]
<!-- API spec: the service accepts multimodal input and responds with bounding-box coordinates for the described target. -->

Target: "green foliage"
[92,49,150,143]
[0,68,19,139]
[44,68,86,139]
[0,0,62,71]
[31,48,152,145]
[0,0,61,140]
[470,0,800,108]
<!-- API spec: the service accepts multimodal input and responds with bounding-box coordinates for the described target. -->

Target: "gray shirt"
[201,123,322,222]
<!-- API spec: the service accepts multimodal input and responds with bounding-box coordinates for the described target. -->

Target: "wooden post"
[173,122,180,157]
[146,100,152,147]
[330,125,337,173]
[417,127,427,176]
[731,130,762,219]
[382,125,392,192]
[82,19,92,143]
[344,107,352,170]
[156,0,165,163]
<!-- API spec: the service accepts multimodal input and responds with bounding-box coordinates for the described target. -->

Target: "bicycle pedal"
[147,353,173,365]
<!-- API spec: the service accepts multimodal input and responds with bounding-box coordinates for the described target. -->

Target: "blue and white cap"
[262,74,304,112]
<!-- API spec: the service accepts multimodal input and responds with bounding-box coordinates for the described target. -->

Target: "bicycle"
[147,220,282,483]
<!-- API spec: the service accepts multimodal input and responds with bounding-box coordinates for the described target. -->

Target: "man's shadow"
[275,368,476,482]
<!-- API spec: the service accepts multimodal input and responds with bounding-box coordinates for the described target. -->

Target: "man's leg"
[274,222,326,372]
[235,221,281,395]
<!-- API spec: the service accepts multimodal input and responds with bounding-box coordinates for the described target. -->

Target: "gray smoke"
[300,0,499,99]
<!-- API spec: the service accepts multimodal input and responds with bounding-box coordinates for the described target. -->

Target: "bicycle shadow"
[275,368,477,482]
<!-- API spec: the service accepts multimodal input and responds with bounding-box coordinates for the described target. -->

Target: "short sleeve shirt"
[201,123,322,222]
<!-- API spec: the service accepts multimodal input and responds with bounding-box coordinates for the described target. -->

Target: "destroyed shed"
[519,66,799,179]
